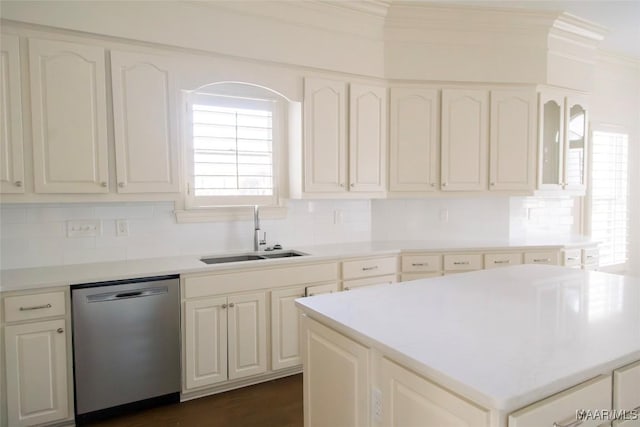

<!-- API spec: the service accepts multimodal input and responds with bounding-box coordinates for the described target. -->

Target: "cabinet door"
[389,88,439,192]
[184,297,228,389]
[29,38,109,193]
[303,77,347,193]
[381,358,490,427]
[5,319,69,427]
[111,51,180,193]
[305,282,339,297]
[0,34,25,194]
[490,89,536,191]
[538,92,565,190]
[271,286,306,370]
[441,89,489,191]
[227,292,267,380]
[613,360,640,427]
[564,96,588,192]
[301,316,369,427]
[349,83,386,192]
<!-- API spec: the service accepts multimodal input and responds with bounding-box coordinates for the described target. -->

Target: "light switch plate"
[67,220,102,237]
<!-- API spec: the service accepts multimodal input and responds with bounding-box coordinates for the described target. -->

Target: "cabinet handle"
[566,257,579,261]
[19,303,52,311]
[14,180,22,187]
[453,261,470,265]
[412,263,428,267]
[221,303,227,309]
[494,260,510,264]
[118,182,126,188]
[362,266,379,271]
[490,182,496,186]
[586,255,595,259]
[553,417,583,427]
[101,182,107,187]
[57,328,64,334]
[229,302,235,308]
[534,258,551,263]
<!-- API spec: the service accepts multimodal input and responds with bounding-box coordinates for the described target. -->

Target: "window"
[185,84,283,208]
[589,130,629,267]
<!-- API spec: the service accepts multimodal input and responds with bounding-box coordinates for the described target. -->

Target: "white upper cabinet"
[389,88,439,192]
[563,95,588,192]
[0,34,25,194]
[348,83,386,192]
[538,91,565,191]
[537,89,588,194]
[29,38,109,193]
[302,77,386,196]
[441,89,489,191]
[489,89,536,191]
[303,77,348,193]
[111,51,180,193]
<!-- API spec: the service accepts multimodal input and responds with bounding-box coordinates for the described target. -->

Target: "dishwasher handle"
[86,286,168,303]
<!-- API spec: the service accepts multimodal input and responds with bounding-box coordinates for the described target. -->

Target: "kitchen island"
[296,265,640,427]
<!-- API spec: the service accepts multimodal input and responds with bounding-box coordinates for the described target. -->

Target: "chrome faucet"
[253,205,266,251]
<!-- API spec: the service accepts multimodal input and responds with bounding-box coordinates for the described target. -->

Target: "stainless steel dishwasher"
[71,275,180,423]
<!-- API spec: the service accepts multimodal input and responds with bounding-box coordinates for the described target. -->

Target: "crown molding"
[552,12,607,43]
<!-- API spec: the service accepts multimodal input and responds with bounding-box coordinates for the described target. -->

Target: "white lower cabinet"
[509,375,612,427]
[184,291,267,390]
[524,251,560,266]
[271,286,306,371]
[613,361,640,426]
[302,315,369,427]
[5,319,69,426]
[381,358,490,427]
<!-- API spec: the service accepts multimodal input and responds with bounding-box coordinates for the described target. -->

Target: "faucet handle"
[260,231,267,246]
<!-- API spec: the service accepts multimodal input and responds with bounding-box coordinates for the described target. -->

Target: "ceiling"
[428,0,640,58]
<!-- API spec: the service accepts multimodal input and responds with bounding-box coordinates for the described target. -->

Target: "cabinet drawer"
[305,282,339,297]
[563,249,582,267]
[583,248,599,265]
[443,254,482,271]
[614,360,640,415]
[484,253,523,269]
[402,255,442,273]
[509,375,612,427]
[401,272,442,282]
[184,262,338,298]
[343,274,396,291]
[342,256,397,280]
[524,251,559,266]
[4,291,66,322]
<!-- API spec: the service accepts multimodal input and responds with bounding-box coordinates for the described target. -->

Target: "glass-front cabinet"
[538,90,588,194]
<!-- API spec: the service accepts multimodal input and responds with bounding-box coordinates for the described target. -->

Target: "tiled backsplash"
[0,196,580,270]
[371,198,511,241]
[0,200,371,269]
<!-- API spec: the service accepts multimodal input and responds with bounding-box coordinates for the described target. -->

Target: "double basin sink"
[200,250,307,265]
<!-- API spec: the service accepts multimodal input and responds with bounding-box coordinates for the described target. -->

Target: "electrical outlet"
[116,219,129,237]
[372,387,383,422]
[439,208,449,223]
[333,209,343,224]
[67,220,102,238]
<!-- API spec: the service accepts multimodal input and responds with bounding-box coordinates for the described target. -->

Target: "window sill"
[174,205,287,223]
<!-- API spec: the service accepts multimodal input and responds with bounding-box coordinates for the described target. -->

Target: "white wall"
[0,200,371,269]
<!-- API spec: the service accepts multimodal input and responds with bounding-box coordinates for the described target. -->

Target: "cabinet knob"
[339,183,345,188]
[350,183,355,187]
[222,303,227,309]
[430,183,435,187]
[229,302,235,308]
[344,287,350,291]
[118,182,125,188]
[14,180,22,187]
[490,182,496,186]
[101,182,107,187]
[442,183,448,187]
[57,328,64,334]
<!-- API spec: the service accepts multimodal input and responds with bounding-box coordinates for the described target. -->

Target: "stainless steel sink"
[200,250,307,264]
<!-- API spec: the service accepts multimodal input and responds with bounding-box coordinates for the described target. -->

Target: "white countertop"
[295,265,640,413]
[0,237,597,292]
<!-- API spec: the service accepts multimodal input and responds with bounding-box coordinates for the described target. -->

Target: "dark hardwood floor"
[86,374,303,427]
